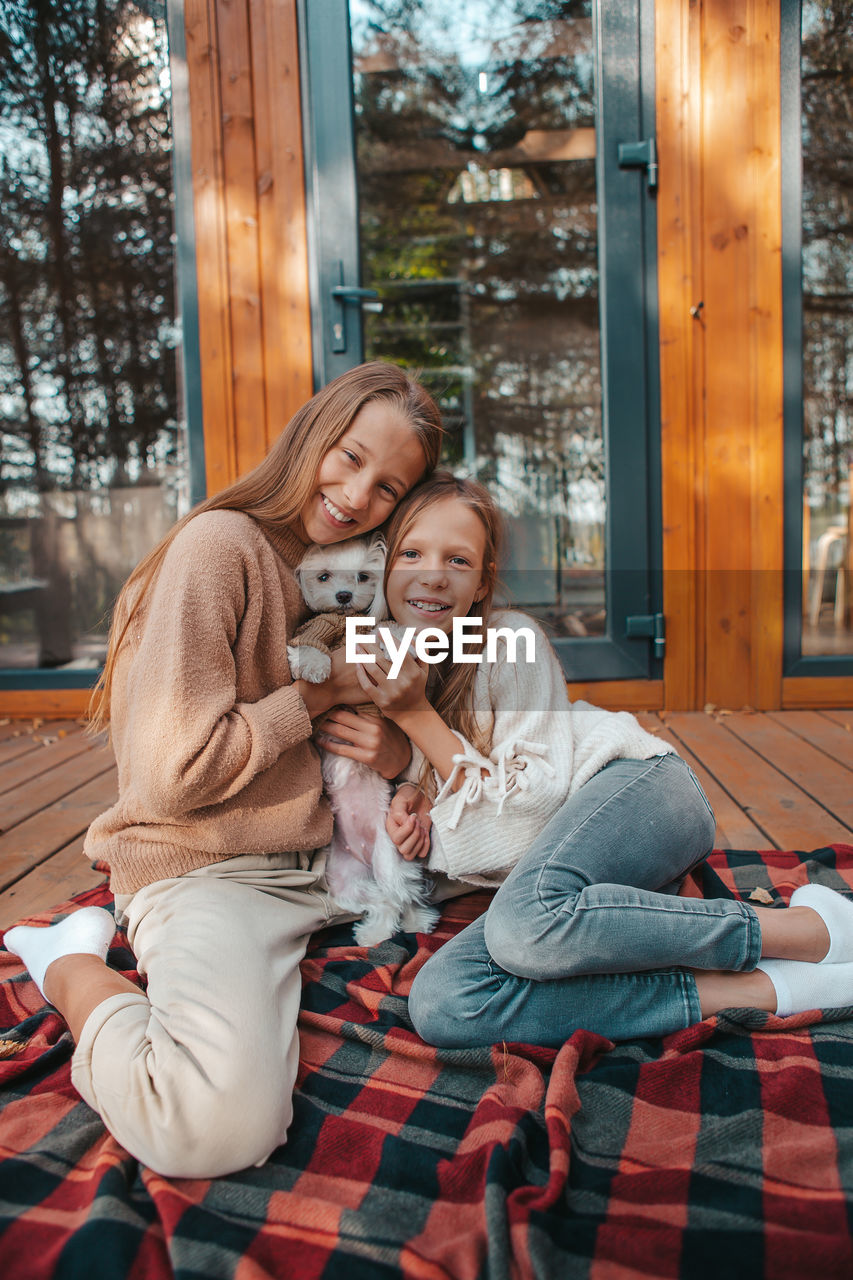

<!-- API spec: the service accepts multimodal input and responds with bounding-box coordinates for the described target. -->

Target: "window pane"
[350,0,606,639]
[800,0,853,655]
[0,0,189,672]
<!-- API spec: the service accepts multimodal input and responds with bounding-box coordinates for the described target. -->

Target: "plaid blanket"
[1,847,852,1279]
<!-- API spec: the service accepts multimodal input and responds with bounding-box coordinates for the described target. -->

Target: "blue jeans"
[409,754,762,1045]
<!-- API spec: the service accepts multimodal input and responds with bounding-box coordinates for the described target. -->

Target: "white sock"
[3,907,116,998]
[756,957,853,1017]
[789,883,853,963]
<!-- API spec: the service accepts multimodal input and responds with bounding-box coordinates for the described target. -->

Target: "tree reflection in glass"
[800,0,852,655]
[350,0,606,639]
[0,0,187,670]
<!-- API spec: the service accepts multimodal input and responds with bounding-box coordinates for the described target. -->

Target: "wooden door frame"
[656,0,852,711]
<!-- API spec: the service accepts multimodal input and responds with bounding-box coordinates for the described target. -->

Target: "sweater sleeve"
[426,617,574,880]
[123,516,314,817]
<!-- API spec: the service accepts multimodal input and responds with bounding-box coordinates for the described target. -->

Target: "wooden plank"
[0,689,93,718]
[0,837,106,930]
[656,0,704,711]
[701,0,752,709]
[251,0,313,454]
[0,720,85,768]
[823,709,853,731]
[184,0,236,494]
[747,0,784,711]
[566,680,663,711]
[0,718,30,743]
[767,710,853,773]
[662,711,852,850]
[0,730,99,799]
[637,713,769,850]
[216,0,267,478]
[0,737,45,769]
[0,745,114,835]
[0,767,117,892]
[686,0,784,712]
[722,711,853,832]
[783,678,853,709]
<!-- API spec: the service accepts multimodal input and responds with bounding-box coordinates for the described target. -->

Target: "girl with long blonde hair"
[5,361,443,1179]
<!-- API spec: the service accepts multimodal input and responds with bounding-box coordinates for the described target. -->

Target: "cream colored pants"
[71,851,349,1178]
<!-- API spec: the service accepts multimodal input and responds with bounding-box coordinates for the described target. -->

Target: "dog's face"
[296,533,386,617]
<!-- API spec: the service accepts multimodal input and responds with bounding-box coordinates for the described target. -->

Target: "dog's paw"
[354,910,399,947]
[401,903,440,935]
[287,645,331,683]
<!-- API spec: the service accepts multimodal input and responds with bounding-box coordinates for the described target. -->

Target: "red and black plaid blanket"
[1,847,853,1279]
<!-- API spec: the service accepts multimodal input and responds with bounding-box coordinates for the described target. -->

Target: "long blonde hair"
[383,472,502,779]
[89,362,443,732]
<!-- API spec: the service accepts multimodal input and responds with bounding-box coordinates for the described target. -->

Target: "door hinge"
[625,612,665,659]
[617,137,658,191]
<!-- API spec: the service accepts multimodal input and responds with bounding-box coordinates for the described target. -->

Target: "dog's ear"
[294,543,320,593]
[364,532,386,573]
[368,577,387,622]
[364,533,387,620]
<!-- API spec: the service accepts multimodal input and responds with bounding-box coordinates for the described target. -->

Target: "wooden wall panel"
[184,0,236,493]
[250,0,313,454]
[0,691,91,720]
[656,0,704,710]
[657,0,784,711]
[702,4,755,707]
[782,678,853,709]
[185,0,312,492]
[747,0,785,710]
[567,681,664,712]
[217,0,267,477]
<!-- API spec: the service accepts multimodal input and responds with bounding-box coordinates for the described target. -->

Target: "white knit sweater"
[405,611,673,884]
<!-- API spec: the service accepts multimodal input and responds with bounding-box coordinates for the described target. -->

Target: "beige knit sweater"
[86,510,333,895]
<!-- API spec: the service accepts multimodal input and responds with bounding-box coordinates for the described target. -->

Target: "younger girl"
[336,473,853,1046]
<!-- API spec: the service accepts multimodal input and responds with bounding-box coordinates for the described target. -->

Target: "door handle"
[329,263,383,353]
[617,137,658,191]
[331,284,379,301]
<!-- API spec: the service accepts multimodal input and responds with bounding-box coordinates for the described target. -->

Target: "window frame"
[782,0,853,678]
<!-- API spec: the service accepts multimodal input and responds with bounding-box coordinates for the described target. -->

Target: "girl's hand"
[386,783,432,861]
[314,709,412,779]
[327,646,372,704]
[355,646,429,720]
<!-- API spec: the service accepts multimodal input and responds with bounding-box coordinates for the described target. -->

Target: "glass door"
[783,0,853,676]
[299,0,661,680]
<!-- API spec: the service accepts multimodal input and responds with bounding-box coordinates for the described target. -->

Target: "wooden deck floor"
[0,709,851,930]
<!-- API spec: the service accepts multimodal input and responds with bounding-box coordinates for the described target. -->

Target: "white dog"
[288,534,439,946]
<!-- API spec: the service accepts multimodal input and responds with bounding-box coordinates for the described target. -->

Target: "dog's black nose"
[336,590,353,605]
